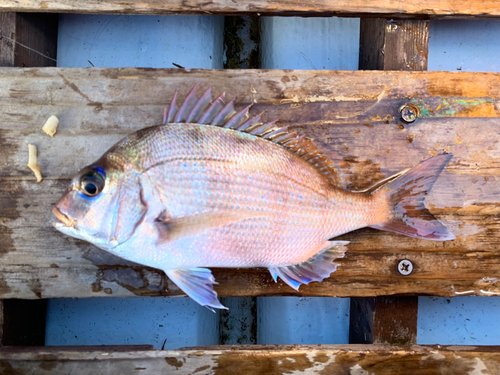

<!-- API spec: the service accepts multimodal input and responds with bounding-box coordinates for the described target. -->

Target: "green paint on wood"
[410,98,496,119]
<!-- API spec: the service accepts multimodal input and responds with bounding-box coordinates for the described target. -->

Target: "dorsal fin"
[163,85,340,181]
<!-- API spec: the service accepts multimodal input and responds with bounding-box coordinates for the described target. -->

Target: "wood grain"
[2,0,500,17]
[352,18,429,346]
[1,345,500,374]
[0,15,57,346]
[0,14,16,66]
[359,19,429,71]
[0,68,499,299]
[0,13,58,67]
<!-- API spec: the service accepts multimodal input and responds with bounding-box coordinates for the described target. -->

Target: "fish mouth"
[52,207,74,228]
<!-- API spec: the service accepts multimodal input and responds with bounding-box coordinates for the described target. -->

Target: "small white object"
[27,144,42,182]
[42,115,60,137]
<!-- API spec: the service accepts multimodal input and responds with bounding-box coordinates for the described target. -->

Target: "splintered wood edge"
[2,0,500,18]
[0,345,499,375]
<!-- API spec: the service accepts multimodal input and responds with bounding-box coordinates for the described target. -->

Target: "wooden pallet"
[2,0,500,17]
[1,3,499,374]
[1,345,500,374]
[0,68,499,300]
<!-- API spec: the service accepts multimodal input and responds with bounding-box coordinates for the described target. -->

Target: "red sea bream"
[52,85,455,310]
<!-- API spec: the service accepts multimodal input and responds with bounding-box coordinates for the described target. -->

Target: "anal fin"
[166,268,227,312]
[269,241,348,291]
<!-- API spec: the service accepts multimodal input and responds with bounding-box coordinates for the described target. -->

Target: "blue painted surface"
[261,17,360,70]
[45,298,219,349]
[418,297,500,345]
[417,19,500,345]
[258,297,350,345]
[429,20,500,72]
[57,14,224,68]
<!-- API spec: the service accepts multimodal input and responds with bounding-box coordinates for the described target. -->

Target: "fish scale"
[53,86,455,310]
[120,125,373,268]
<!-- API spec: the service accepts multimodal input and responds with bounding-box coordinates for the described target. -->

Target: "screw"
[399,103,420,123]
[398,260,413,276]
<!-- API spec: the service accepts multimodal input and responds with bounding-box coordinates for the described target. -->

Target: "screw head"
[398,260,413,276]
[399,103,420,123]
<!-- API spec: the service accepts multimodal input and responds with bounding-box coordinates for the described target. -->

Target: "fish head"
[52,156,146,250]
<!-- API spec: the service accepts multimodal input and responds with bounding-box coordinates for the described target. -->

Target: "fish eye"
[79,170,105,197]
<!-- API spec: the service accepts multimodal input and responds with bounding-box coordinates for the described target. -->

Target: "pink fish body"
[53,85,454,310]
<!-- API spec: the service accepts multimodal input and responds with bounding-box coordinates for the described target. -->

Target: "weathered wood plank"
[223,16,260,69]
[219,298,257,345]
[359,19,429,71]
[0,13,58,67]
[372,296,419,344]
[2,0,500,18]
[0,68,499,299]
[1,345,500,374]
[0,14,57,346]
[351,18,430,346]
[350,296,420,344]
[0,14,16,66]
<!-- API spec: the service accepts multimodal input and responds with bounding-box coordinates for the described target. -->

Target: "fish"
[52,84,455,310]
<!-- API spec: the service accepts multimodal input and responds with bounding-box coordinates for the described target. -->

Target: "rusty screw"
[398,260,413,276]
[399,103,420,123]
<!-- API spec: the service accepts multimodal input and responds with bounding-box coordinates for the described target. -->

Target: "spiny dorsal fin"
[163,85,339,181]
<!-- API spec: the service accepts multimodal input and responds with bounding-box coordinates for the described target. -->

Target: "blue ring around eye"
[93,166,106,178]
[77,190,97,200]
[78,167,106,199]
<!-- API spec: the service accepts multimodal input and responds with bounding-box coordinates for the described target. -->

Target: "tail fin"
[370,154,455,241]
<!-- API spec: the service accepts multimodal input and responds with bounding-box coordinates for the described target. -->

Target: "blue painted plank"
[419,19,500,345]
[258,297,350,345]
[418,297,500,345]
[45,298,219,349]
[429,20,500,72]
[57,14,224,68]
[260,17,359,70]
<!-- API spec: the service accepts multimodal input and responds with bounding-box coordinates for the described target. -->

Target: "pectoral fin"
[269,241,349,291]
[165,268,227,312]
[156,210,266,244]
